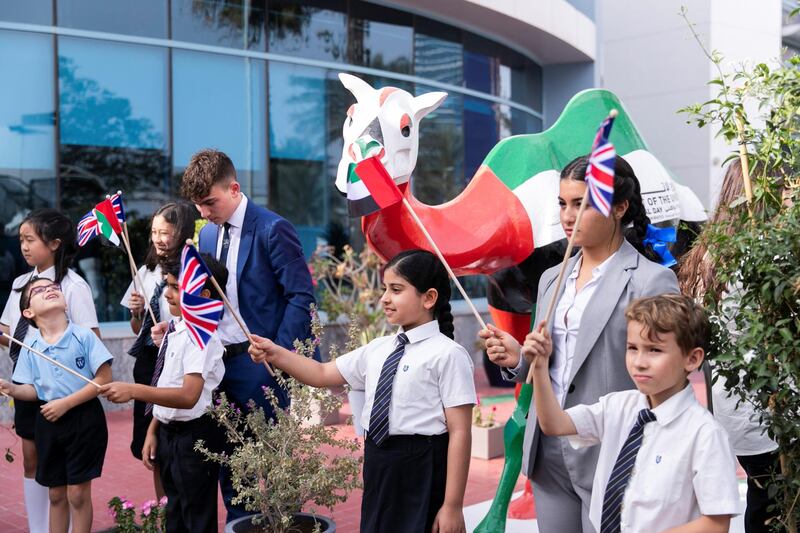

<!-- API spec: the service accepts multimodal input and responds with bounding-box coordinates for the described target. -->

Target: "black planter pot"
[225,512,336,533]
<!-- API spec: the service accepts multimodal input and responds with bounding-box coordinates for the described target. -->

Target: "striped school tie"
[367,333,409,446]
[144,320,176,416]
[8,317,30,367]
[600,408,657,533]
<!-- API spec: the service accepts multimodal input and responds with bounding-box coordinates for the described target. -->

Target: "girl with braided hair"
[480,155,679,532]
[248,249,476,533]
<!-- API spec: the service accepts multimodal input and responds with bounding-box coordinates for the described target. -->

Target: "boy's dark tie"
[144,320,176,416]
[600,408,657,533]
[218,222,231,266]
[8,317,30,366]
[367,333,409,446]
[127,281,165,358]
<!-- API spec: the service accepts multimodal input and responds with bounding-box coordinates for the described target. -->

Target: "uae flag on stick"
[347,156,403,217]
[76,199,123,246]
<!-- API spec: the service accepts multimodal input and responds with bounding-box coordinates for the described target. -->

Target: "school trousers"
[157,415,224,533]
[361,432,448,533]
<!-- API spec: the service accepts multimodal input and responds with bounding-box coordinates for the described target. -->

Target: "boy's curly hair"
[180,149,237,201]
[625,294,710,354]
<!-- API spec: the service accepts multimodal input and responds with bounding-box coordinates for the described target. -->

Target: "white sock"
[23,477,50,533]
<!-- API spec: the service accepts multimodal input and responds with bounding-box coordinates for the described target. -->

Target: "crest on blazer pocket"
[75,356,86,369]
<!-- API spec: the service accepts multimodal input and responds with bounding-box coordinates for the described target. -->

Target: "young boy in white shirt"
[525,293,740,533]
[101,254,227,532]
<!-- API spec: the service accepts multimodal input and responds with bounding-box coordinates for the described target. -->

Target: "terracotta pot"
[225,512,336,533]
[471,423,505,459]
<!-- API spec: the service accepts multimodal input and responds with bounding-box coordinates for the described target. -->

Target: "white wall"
[597,0,782,209]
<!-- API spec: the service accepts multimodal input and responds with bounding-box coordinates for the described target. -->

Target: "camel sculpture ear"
[338,72,375,103]
[411,91,447,122]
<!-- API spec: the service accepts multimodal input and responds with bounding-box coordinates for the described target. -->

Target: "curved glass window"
[0,0,52,24]
[171,0,266,51]
[349,0,412,74]
[0,30,56,305]
[414,17,463,86]
[173,50,266,204]
[268,0,347,62]
[57,0,167,38]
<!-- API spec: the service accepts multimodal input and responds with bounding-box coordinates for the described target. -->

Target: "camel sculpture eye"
[400,114,411,137]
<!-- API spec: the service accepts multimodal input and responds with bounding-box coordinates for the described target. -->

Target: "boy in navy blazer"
[180,148,316,521]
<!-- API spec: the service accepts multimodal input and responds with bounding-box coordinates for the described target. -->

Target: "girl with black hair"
[248,249,476,533]
[480,155,679,532]
[0,208,99,533]
[119,202,196,497]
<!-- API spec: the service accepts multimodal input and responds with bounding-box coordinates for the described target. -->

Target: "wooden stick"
[119,230,158,325]
[734,114,754,216]
[525,194,590,384]
[401,198,487,330]
[207,275,276,377]
[1,333,100,388]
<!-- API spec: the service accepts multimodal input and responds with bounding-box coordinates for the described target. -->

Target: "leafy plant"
[107,496,167,533]
[309,244,388,344]
[679,7,800,531]
[472,404,498,429]
[196,307,362,533]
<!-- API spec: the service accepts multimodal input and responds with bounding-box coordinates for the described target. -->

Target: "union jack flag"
[180,244,211,296]
[180,290,224,350]
[585,114,617,217]
[77,210,99,247]
[109,191,126,225]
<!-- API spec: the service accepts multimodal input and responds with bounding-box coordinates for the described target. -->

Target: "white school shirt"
[215,194,248,345]
[1,266,99,347]
[120,264,173,323]
[335,320,477,436]
[152,318,225,423]
[566,385,741,533]
[549,251,616,405]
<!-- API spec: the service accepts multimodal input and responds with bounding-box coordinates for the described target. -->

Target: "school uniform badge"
[402,365,409,372]
[75,356,86,369]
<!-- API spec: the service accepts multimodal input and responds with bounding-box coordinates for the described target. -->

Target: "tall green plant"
[679,7,800,531]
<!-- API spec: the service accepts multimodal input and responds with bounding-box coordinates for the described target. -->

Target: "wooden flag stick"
[206,275,276,377]
[106,194,139,289]
[119,230,158,325]
[401,198,488,330]
[0,333,100,388]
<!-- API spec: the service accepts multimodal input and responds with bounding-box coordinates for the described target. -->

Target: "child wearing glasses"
[0,277,113,533]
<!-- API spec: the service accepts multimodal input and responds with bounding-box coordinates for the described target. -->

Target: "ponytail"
[384,249,455,339]
[560,155,661,263]
[20,208,78,283]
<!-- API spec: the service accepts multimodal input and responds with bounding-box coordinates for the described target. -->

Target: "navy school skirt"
[361,432,449,533]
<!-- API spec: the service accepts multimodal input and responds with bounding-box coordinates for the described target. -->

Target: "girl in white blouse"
[0,208,99,533]
[120,202,196,498]
[249,249,477,533]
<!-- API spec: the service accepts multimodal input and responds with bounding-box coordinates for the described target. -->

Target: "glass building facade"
[0,0,543,322]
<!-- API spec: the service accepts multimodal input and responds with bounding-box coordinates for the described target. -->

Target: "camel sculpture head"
[335,73,447,194]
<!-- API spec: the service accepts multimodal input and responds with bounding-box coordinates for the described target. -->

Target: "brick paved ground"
[0,371,743,532]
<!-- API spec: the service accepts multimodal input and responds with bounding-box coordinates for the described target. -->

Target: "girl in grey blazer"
[481,156,679,532]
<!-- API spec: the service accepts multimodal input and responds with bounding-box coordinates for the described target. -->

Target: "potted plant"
[197,308,362,533]
[104,496,167,532]
[471,399,504,460]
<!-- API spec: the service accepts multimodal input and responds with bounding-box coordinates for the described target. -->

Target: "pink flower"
[476,393,482,405]
[159,496,168,506]
[123,501,135,510]
[142,499,156,515]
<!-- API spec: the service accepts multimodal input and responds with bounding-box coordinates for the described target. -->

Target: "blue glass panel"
[414,17,463,86]
[58,37,167,150]
[57,0,167,38]
[173,50,266,204]
[512,109,542,136]
[349,1,412,74]
[464,97,497,180]
[172,0,266,51]
[268,62,325,161]
[268,0,347,62]
[0,30,56,305]
[0,0,52,24]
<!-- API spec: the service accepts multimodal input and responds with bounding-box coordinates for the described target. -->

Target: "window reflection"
[58,0,168,38]
[58,37,170,321]
[172,50,266,204]
[269,0,347,62]
[0,30,56,306]
[172,0,266,50]
[463,97,498,181]
[349,1,412,74]
[415,18,463,86]
[0,0,52,25]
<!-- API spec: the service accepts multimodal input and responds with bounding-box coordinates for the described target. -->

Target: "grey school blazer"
[508,239,679,483]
